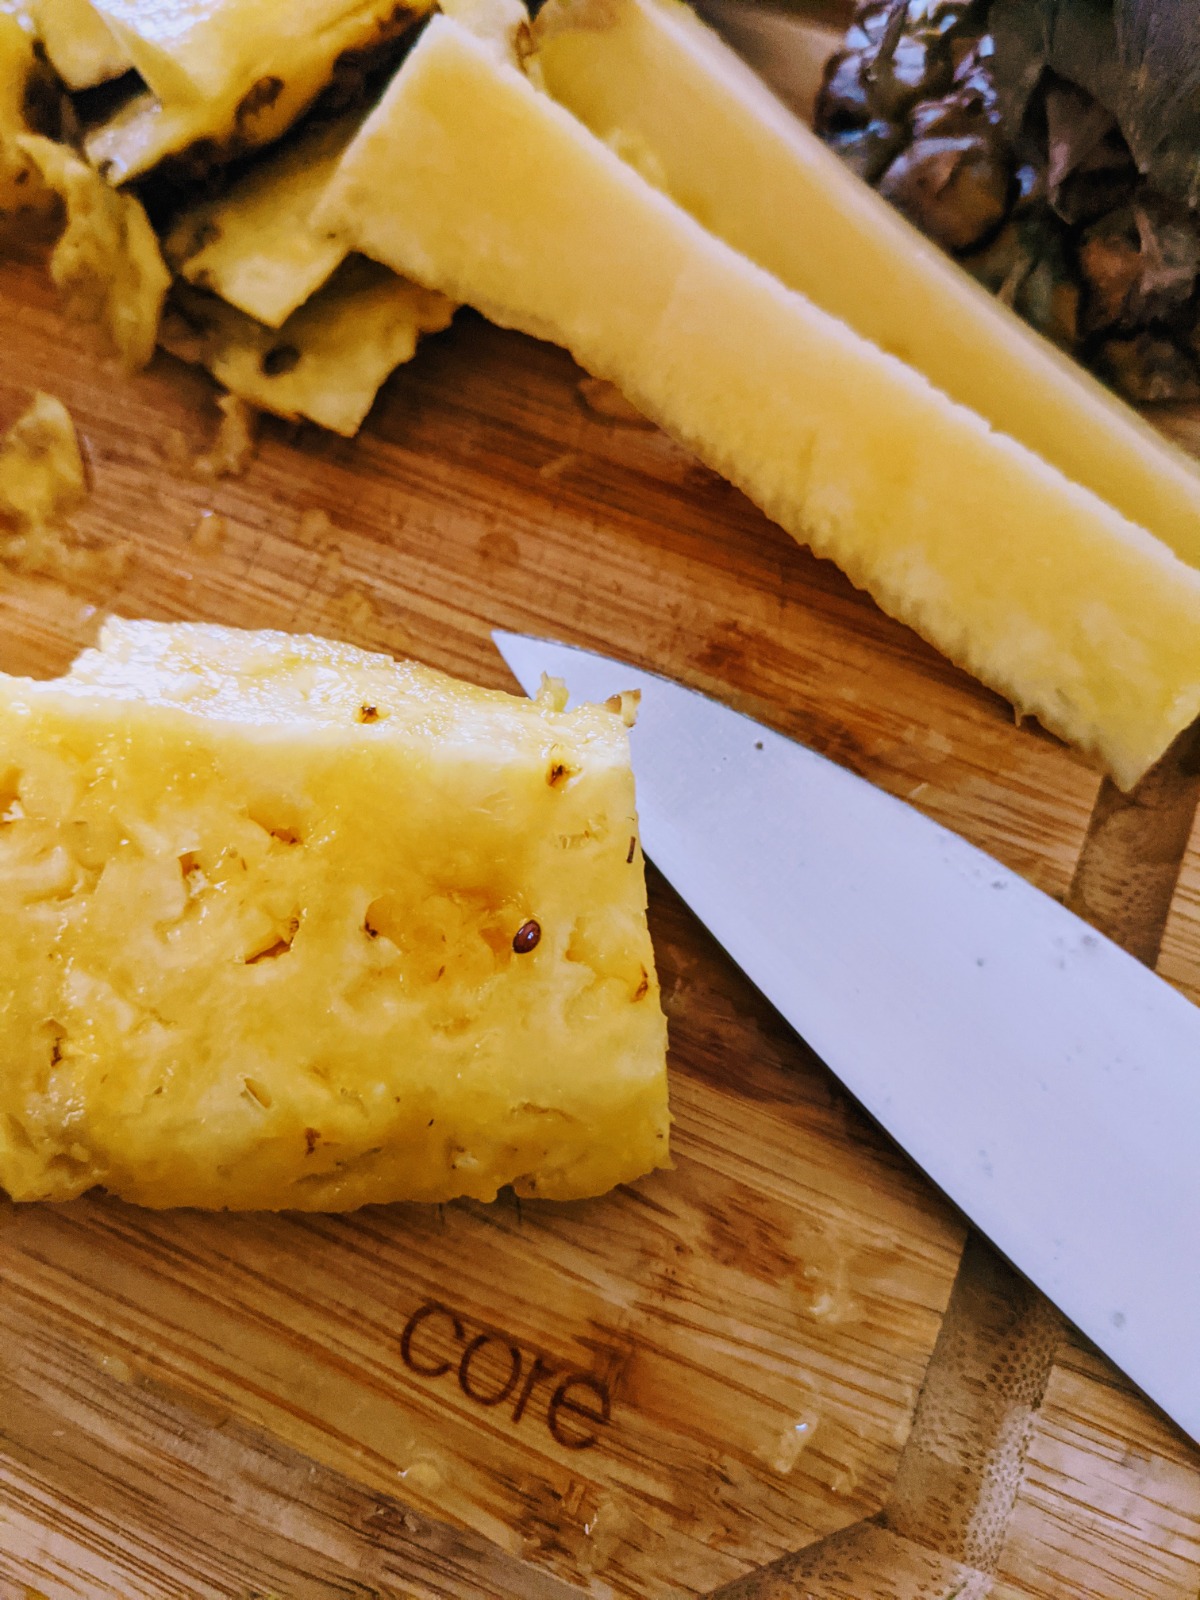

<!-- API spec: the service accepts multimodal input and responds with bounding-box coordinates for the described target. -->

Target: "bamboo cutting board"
[3,163,1200,1598]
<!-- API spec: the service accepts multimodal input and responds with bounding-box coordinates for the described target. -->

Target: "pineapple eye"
[512,919,541,954]
[261,342,300,377]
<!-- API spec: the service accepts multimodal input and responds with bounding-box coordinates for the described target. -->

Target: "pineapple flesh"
[164,114,361,328]
[532,0,1200,570]
[29,0,131,89]
[316,14,1200,790]
[161,258,455,436]
[0,11,52,219]
[83,0,430,185]
[0,620,669,1210]
[87,0,426,109]
[18,135,170,369]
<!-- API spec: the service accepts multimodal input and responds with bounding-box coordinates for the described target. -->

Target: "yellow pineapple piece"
[85,0,429,184]
[0,11,52,218]
[30,0,131,89]
[531,0,1200,568]
[18,135,169,368]
[0,619,669,1210]
[315,14,1200,790]
[0,392,86,531]
[161,258,454,436]
[89,0,426,106]
[164,114,360,328]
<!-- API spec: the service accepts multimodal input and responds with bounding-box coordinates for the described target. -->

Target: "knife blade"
[493,628,1200,1444]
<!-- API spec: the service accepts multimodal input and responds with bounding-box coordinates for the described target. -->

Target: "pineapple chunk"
[532,0,1200,568]
[164,114,360,328]
[0,619,669,1210]
[0,11,51,218]
[18,135,169,368]
[0,392,86,532]
[30,0,131,88]
[89,0,425,106]
[316,15,1200,790]
[161,258,454,436]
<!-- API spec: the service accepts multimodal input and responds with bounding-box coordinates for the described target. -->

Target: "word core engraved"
[400,1300,612,1450]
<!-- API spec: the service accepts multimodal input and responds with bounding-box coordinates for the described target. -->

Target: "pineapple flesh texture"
[316,15,1200,790]
[85,0,430,185]
[89,0,424,107]
[164,114,360,328]
[162,257,455,435]
[0,11,50,218]
[17,134,169,369]
[30,0,131,89]
[532,0,1200,569]
[0,620,669,1210]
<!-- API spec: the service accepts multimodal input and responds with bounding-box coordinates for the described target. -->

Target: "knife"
[493,629,1200,1445]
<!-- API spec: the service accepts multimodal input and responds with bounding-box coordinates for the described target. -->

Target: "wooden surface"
[3,162,1200,1599]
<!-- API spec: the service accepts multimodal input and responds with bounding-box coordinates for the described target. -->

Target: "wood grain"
[992,1336,1200,1600]
[2,105,1200,1596]
[1156,813,1200,1007]
[0,878,964,1595]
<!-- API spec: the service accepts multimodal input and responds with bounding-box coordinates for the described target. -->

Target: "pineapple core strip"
[532,0,1200,569]
[30,0,132,89]
[160,258,455,436]
[317,16,1200,790]
[0,620,669,1210]
[164,114,360,328]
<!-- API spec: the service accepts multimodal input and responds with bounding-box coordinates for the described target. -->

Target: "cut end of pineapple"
[0,620,669,1210]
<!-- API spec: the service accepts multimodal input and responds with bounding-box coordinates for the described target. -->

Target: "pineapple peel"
[160,259,455,437]
[17,135,170,369]
[0,620,669,1211]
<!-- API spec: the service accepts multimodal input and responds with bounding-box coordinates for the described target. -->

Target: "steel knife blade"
[493,628,1200,1444]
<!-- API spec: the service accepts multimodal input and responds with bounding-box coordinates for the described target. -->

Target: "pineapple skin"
[0,621,669,1210]
[162,259,455,436]
[316,16,1200,790]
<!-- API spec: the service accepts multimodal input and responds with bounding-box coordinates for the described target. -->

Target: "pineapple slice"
[315,14,1200,790]
[160,258,455,436]
[164,114,360,328]
[531,0,1200,568]
[0,619,669,1210]
[30,0,131,89]
[85,0,429,184]
[88,0,427,107]
[18,135,169,368]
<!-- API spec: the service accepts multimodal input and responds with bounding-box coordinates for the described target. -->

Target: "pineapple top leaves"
[992,0,1200,211]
